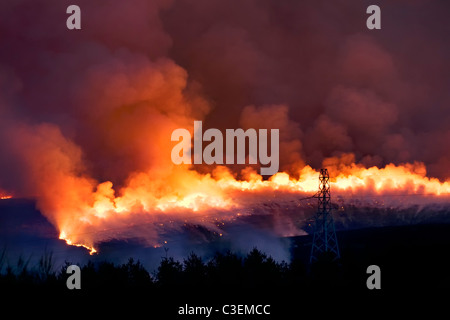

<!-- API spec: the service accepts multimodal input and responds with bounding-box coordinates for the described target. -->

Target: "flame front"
[52,160,450,253]
[59,231,97,255]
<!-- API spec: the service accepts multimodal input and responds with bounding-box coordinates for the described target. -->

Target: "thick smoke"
[0,0,449,250]
[163,0,450,179]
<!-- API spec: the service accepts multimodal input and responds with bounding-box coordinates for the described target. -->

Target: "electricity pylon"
[309,168,340,264]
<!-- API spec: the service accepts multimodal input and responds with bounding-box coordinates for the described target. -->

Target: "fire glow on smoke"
[54,161,449,254]
[0,1,449,254]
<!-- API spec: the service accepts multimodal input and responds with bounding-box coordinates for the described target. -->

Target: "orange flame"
[59,231,98,255]
[53,160,450,254]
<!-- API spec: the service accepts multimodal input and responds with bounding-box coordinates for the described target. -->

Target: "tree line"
[1,247,332,291]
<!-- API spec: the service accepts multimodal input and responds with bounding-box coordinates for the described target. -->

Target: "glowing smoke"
[0,0,449,253]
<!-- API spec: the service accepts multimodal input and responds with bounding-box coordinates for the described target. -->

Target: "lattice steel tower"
[309,168,340,263]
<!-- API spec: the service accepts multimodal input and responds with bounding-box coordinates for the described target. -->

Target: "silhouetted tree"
[0,246,6,274]
[15,255,33,285]
[122,258,153,288]
[37,249,55,283]
[156,257,183,287]
[183,253,206,287]
[207,251,243,288]
[243,248,283,288]
[81,261,97,290]
[97,261,128,289]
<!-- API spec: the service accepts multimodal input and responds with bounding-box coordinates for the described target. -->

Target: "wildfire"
[218,163,450,196]
[50,160,450,254]
[59,231,98,255]
[0,195,12,200]
[331,163,450,195]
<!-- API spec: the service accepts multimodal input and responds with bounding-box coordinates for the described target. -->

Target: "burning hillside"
[0,1,449,254]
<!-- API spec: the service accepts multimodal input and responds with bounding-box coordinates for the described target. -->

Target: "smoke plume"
[0,0,449,251]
